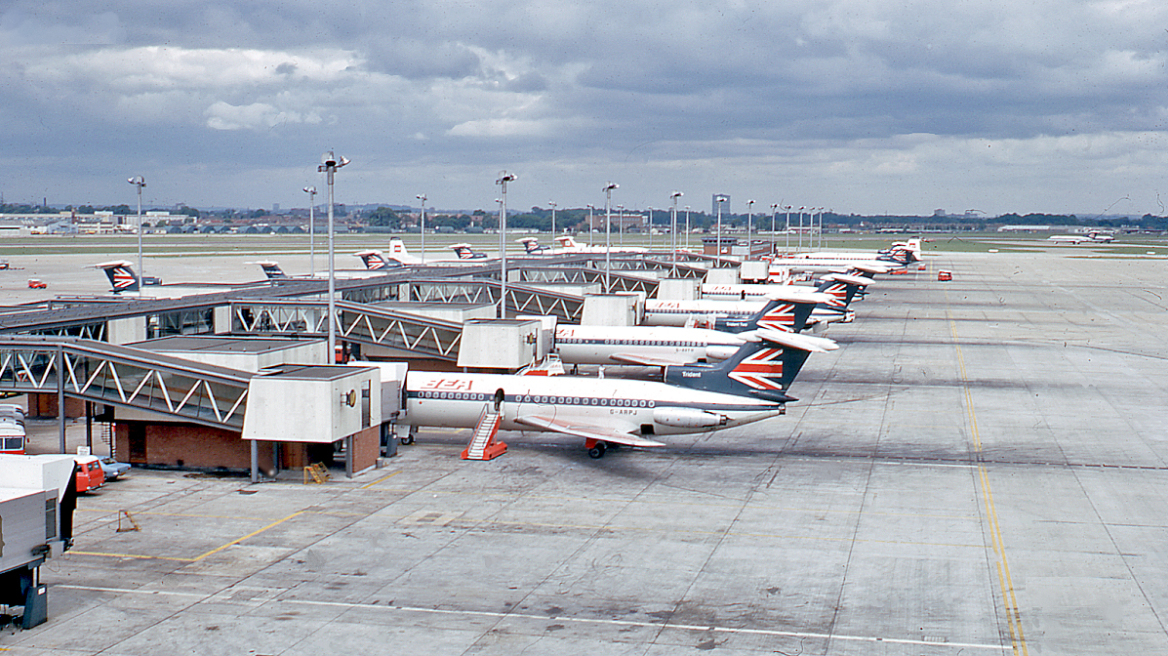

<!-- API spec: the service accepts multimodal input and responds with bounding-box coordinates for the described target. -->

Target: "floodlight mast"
[548,201,557,237]
[670,191,683,271]
[586,204,596,235]
[496,172,516,318]
[715,195,729,258]
[603,182,618,292]
[416,194,427,264]
[770,203,779,257]
[318,151,349,361]
[746,199,756,258]
[127,176,146,296]
[303,186,317,276]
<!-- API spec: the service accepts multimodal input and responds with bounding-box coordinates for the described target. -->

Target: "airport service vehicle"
[72,455,105,492]
[0,454,77,628]
[95,261,161,293]
[937,270,953,281]
[395,330,836,458]
[26,279,46,289]
[98,457,131,480]
[0,423,26,455]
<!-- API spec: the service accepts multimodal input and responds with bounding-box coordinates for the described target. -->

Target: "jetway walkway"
[404,279,586,322]
[229,299,464,362]
[0,336,252,431]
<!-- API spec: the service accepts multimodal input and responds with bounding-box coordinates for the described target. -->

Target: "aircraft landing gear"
[586,439,607,459]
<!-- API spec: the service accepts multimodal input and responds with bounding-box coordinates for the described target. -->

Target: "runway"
[3,246,1168,654]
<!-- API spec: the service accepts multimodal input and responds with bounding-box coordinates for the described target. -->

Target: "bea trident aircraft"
[396,330,836,458]
[518,235,647,255]
[356,238,491,269]
[553,294,824,367]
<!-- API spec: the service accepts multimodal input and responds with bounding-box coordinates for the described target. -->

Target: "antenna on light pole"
[318,151,349,362]
[303,186,317,276]
[496,172,516,318]
[127,176,146,296]
[602,182,618,292]
[416,194,428,264]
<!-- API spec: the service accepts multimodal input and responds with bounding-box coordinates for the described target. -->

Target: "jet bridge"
[0,336,251,432]
[229,299,464,362]
[404,278,586,322]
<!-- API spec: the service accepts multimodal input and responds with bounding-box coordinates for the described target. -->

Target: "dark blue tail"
[663,332,835,402]
[713,297,817,334]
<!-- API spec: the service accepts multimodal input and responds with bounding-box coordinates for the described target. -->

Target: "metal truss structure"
[405,279,586,322]
[0,336,251,430]
[229,300,464,361]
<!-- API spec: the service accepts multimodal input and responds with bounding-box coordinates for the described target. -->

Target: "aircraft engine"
[653,407,727,428]
[704,345,739,361]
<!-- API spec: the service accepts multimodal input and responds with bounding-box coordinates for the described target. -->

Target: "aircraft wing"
[514,414,667,448]
[607,352,694,367]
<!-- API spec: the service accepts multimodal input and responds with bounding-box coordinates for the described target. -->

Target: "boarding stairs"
[461,404,507,461]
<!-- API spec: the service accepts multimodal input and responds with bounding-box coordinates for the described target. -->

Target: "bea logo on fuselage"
[421,378,473,391]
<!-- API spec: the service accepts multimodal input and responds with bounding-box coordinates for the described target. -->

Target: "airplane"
[95,260,162,293]
[644,288,839,329]
[1048,231,1114,244]
[767,239,921,275]
[553,295,823,368]
[395,330,836,458]
[253,261,393,281]
[357,239,491,269]
[701,274,872,326]
[518,235,648,255]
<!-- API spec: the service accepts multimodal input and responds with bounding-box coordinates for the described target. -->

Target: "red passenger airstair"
[462,404,507,460]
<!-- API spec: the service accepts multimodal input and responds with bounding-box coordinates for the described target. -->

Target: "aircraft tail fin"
[664,331,836,402]
[714,296,818,334]
[257,261,287,279]
[355,249,393,270]
[814,274,869,309]
[449,243,482,259]
[517,237,544,254]
[95,260,139,293]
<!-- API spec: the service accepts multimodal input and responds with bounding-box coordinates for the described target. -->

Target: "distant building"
[712,194,731,215]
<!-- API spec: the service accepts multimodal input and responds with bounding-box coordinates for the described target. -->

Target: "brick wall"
[114,421,273,472]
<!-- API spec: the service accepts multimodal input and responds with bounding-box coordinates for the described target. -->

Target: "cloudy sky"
[2,0,1167,216]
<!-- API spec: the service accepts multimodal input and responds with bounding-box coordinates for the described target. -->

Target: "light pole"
[416,194,427,264]
[645,207,653,250]
[496,172,516,318]
[318,151,349,361]
[127,176,145,295]
[303,186,317,276]
[769,203,779,257]
[548,201,557,237]
[603,182,618,291]
[715,195,728,257]
[586,204,596,235]
[783,205,792,253]
[746,199,756,259]
[670,191,683,269]
[617,205,625,246]
[684,205,691,250]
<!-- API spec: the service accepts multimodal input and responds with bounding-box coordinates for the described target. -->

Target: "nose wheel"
[586,439,607,459]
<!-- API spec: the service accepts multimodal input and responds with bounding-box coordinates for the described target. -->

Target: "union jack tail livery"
[663,330,836,402]
[449,243,488,259]
[355,249,395,270]
[712,297,817,334]
[95,260,160,293]
[517,237,547,254]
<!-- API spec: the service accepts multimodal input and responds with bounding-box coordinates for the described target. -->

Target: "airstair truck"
[0,454,77,629]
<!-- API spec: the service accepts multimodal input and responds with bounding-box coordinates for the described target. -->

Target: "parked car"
[27,279,47,289]
[99,457,131,481]
[73,455,106,492]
